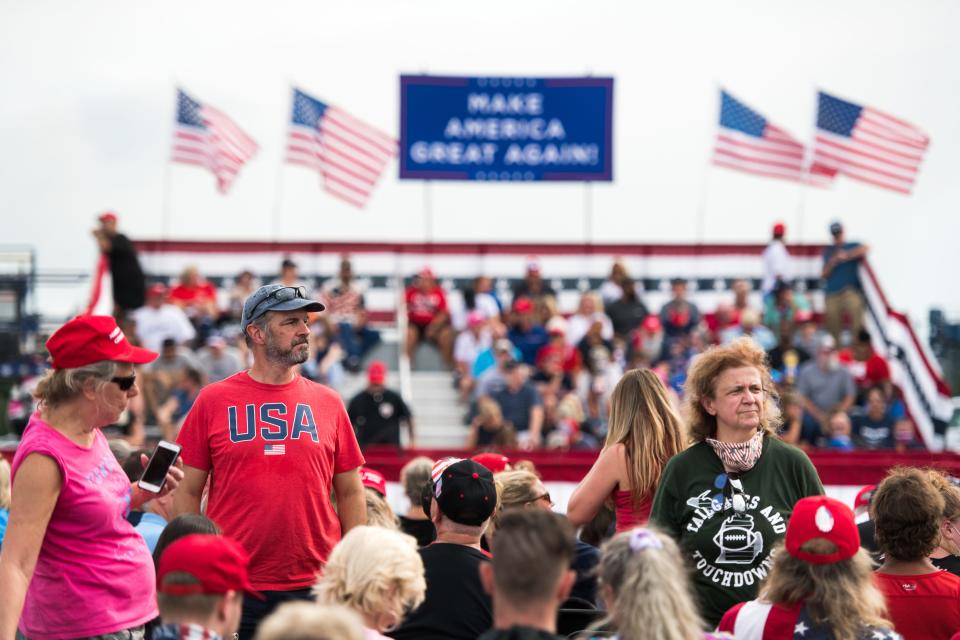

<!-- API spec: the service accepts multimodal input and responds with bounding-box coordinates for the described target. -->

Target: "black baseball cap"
[431,459,497,526]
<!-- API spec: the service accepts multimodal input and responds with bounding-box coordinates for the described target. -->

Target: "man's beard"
[264,329,310,366]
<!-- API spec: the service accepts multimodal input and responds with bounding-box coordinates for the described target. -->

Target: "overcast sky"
[2,0,958,332]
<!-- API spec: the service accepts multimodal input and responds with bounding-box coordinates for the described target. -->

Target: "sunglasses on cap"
[248,285,309,320]
[712,473,747,513]
[110,373,137,391]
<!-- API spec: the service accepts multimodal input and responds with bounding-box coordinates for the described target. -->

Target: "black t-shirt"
[107,233,146,310]
[932,554,960,576]
[398,515,436,547]
[347,388,411,446]
[389,543,492,640]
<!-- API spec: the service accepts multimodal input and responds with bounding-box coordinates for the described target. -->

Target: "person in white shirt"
[761,222,791,297]
[132,283,196,352]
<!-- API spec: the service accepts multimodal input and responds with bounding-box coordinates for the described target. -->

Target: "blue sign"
[399,75,613,181]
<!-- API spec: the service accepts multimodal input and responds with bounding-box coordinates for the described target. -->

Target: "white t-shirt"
[132,304,196,352]
[761,240,790,295]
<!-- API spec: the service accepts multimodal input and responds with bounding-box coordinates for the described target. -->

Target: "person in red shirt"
[873,466,960,640]
[404,267,453,368]
[173,284,366,640]
[169,265,219,320]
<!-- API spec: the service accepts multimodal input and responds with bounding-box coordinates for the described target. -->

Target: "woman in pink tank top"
[0,316,184,639]
[567,369,685,533]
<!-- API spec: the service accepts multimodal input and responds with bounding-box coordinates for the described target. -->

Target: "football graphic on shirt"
[713,513,763,564]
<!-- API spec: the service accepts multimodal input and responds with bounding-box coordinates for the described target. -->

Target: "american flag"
[285,88,397,208]
[263,444,286,456]
[713,90,831,187]
[720,601,901,639]
[811,91,929,195]
[172,89,259,194]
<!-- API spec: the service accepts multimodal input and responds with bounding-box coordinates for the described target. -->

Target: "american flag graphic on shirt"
[264,444,286,456]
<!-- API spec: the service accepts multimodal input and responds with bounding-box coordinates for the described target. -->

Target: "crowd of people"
[0,212,950,639]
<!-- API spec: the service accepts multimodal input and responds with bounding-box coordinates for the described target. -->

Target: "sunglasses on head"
[249,286,309,320]
[110,373,137,391]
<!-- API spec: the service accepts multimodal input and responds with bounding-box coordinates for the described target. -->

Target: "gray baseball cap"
[240,284,324,332]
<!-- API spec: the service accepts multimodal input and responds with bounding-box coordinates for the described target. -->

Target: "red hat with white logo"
[472,452,511,474]
[853,485,877,512]
[360,467,387,497]
[785,495,860,564]
[46,316,158,369]
[98,211,118,223]
[158,534,262,599]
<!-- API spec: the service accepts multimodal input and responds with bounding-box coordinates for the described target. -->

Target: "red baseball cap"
[158,534,262,599]
[773,222,786,236]
[472,452,510,474]
[98,211,118,223]
[642,314,662,333]
[46,316,157,369]
[147,283,169,298]
[853,485,877,512]
[360,467,387,497]
[419,266,435,279]
[513,297,534,314]
[367,360,387,385]
[785,496,860,565]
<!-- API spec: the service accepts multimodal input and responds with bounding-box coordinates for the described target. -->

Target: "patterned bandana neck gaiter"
[705,430,764,473]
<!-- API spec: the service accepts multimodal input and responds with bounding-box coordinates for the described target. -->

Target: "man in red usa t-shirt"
[173,284,366,640]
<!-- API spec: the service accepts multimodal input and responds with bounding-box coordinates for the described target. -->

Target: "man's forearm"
[172,487,202,516]
[337,490,366,533]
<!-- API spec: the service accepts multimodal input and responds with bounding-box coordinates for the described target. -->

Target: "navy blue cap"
[829,221,843,235]
[240,284,324,333]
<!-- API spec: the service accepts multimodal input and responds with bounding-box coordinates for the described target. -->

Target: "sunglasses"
[110,373,137,391]
[527,491,553,507]
[712,473,746,513]
[248,286,309,321]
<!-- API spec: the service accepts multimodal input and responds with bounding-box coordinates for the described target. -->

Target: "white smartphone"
[137,440,182,493]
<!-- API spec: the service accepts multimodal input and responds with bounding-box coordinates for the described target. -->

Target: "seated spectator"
[852,386,896,449]
[536,317,582,376]
[599,258,632,304]
[792,310,825,357]
[315,526,426,640]
[491,361,544,450]
[133,283,197,352]
[154,534,254,640]
[476,340,518,399]
[777,392,804,446]
[819,411,859,451]
[321,256,380,372]
[467,275,503,320]
[513,258,557,305]
[225,270,259,323]
[389,458,497,640]
[796,334,855,444]
[397,456,437,547]
[405,267,453,368]
[144,337,203,420]
[894,418,925,452]
[605,278,648,339]
[302,323,346,389]
[765,331,810,387]
[156,367,204,442]
[478,510,576,640]
[841,329,892,401]
[927,470,960,576]
[719,308,776,351]
[197,334,244,383]
[719,496,896,639]
[508,297,549,366]
[254,603,364,640]
[473,323,521,380]
[627,314,664,367]
[659,278,699,343]
[593,528,726,640]
[873,467,960,639]
[360,467,400,530]
[762,280,811,344]
[547,394,590,450]
[455,311,492,401]
[0,459,9,548]
[169,265,219,320]
[469,396,517,450]
[568,292,614,347]
[348,361,414,448]
[271,257,312,297]
[731,278,755,317]
[705,302,740,345]
[493,470,598,606]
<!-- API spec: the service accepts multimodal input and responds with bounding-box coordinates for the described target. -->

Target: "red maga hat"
[472,452,511,474]
[367,360,387,385]
[158,534,262,599]
[773,222,786,236]
[785,495,860,565]
[46,316,157,369]
[360,467,387,497]
[98,211,118,223]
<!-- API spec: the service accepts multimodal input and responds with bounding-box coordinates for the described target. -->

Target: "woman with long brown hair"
[718,496,895,639]
[650,337,822,627]
[567,368,685,531]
